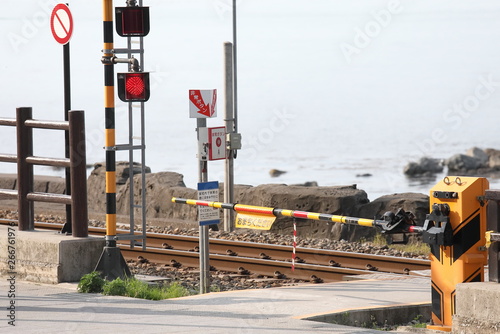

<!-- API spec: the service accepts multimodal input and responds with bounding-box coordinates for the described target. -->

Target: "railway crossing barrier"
[422,177,488,332]
[171,196,420,236]
[0,107,88,237]
[173,176,500,332]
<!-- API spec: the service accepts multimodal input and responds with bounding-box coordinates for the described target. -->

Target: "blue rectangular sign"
[197,181,219,191]
[197,181,220,225]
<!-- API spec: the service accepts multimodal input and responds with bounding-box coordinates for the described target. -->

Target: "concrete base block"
[453,282,500,334]
[0,225,105,283]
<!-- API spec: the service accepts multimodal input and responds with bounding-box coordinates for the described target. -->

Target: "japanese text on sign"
[197,181,220,225]
[235,213,276,230]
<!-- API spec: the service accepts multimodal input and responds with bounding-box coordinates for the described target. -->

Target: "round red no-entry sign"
[50,4,73,45]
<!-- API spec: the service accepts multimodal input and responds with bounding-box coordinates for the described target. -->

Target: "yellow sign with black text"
[235,213,276,230]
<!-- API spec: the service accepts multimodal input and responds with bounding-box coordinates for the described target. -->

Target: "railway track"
[1,220,430,282]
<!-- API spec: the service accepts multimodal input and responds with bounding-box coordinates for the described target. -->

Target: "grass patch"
[102,277,127,296]
[371,233,430,256]
[77,271,105,293]
[410,314,428,328]
[78,272,191,300]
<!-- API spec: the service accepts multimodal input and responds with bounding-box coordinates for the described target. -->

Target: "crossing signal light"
[117,72,150,102]
[115,6,150,37]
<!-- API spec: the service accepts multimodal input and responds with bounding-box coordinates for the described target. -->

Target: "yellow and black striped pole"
[95,0,130,280]
[171,197,420,234]
[103,0,116,240]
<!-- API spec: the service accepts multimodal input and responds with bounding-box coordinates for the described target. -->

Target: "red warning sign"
[208,127,226,160]
[50,4,73,45]
[189,89,217,118]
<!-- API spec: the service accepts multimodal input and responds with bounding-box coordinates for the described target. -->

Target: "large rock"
[404,157,443,176]
[0,174,66,200]
[86,162,185,216]
[120,171,192,221]
[466,147,489,166]
[485,148,500,169]
[84,165,433,241]
[234,184,369,240]
[32,175,66,194]
[118,162,152,185]
[87,166,373,239]
[443,147,500,173]
[353,193,430,242]
[0,174,17,192]
[6,174,66,194]
[410,147,500,176]
[359,192,429,223]
[445,154,484,171]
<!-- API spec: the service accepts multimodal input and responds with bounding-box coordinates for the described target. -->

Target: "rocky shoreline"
[404,146,500,178]
[0,163,433,242]
[85,162,430,242]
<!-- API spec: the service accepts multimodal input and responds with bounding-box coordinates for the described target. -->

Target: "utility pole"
[224,42,235,232]
[222,1,242,232]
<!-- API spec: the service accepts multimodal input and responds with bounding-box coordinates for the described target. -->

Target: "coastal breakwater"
[0,162,430,241]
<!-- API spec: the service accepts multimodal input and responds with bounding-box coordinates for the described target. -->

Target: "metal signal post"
[50,3,74,234]
[94,0,131,281]
[96,0,151,280]
[197,118,210,294]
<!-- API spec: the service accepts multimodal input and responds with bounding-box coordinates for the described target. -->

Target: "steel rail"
[0,220,430,277]
[119,246,387,282]
[141,233,429,274]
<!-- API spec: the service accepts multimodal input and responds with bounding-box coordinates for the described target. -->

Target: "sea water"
[1,0,500,200]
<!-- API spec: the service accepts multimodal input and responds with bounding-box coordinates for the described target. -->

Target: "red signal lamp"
[117,72,150,102]
[115,6,150,37]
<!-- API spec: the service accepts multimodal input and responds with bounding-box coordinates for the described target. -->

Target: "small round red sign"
[50,4,73,45]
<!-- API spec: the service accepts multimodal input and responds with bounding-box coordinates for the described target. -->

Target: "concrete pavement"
[0,276,431,333]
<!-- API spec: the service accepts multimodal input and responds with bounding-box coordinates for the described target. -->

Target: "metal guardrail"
[0,107,88,237]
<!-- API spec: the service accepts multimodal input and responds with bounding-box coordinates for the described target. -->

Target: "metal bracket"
[477,195,487,207]
[112,56,141,72]
[101,55,114,65]
[378,208,418,238]
[421,203,453,246]
[485,230,500,248]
